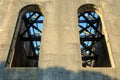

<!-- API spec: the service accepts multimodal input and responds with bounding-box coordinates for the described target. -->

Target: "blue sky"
[25,11,99,55]
[26,12,44,54]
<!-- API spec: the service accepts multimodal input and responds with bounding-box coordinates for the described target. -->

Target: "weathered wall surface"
[0,0,120,80]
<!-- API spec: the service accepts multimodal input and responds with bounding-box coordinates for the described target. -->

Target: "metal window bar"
[19,12,43,66]
[78,12,104,67]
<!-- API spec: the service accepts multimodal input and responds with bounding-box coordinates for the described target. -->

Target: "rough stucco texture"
[0,0,120,80]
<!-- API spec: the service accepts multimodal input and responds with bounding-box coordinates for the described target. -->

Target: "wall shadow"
[0,61,5,80]
[2,60,118,80]
[37,67,118,80]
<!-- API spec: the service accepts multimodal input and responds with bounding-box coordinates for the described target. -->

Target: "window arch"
[78,4,111,67]
[6,5,44,67]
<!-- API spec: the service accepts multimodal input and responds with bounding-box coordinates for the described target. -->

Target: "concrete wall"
[0,0,120,80]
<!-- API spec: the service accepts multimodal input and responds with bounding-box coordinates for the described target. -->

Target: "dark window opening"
[6,11,44,67]
[78,11,111,67]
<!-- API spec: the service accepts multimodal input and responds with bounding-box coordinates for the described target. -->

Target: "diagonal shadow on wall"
[3,65,118,80]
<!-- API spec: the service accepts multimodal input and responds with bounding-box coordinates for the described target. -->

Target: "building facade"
[0,0,120,80]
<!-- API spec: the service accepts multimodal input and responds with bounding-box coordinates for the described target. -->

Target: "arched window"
[78,4,112,67]
[6,5,44,67]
